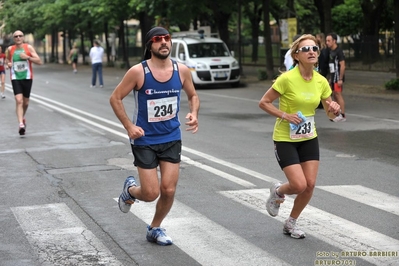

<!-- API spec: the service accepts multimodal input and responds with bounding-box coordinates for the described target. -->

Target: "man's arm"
[5,47,12,68]
[179,64,199,133]
[339,60,345,81]
[23,44,42,65]
[110,64,145,139]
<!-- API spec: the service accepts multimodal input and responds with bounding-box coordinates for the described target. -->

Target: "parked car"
[170,31,240,87]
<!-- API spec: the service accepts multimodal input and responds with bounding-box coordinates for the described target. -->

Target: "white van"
[170,32,240,87]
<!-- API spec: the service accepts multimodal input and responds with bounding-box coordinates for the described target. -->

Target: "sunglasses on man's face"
[296,45,319,53]
[151,34,171,43]
[13,35,24,38]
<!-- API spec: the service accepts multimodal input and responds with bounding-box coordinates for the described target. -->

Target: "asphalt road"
[0,63,398,266]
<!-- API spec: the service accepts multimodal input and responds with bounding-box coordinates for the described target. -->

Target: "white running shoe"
[283,218,306,239]
[332,114,346,122]
[118,176,138,213]
[1,93,5,99]
[146,226,173,245]
[266,183,285,217]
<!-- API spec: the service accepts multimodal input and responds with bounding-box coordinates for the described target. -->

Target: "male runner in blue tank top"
[110,26,200,246]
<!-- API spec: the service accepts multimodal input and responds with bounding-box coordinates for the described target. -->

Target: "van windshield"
[188,43,230,58]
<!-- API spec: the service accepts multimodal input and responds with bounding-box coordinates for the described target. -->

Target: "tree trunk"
[360,0,387,64]
[62,31,66,64]
[104,22,110,64]
[248,4,261,63]
[50,29,56,63]
[263,0,274,79]
[139,12,155,57]
[394,0,399,78]
[80,32,85,64]
[118,19,128,69]
[215,12,231,49]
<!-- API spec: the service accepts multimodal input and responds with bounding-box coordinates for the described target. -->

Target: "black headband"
[143,27,170,60]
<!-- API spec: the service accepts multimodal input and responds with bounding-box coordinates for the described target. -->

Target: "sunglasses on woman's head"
[296,45,319,53]
[151,34,171,43]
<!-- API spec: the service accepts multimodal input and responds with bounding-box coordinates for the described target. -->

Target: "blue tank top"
[131,60,182,145]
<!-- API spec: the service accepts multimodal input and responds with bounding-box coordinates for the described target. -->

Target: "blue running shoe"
[146,225,173,246]
[118,176,137,213]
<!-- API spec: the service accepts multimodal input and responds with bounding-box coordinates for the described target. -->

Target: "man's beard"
[152,46,170,60]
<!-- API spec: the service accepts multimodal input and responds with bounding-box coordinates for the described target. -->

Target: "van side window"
[171,43,177,58]
[178,43,185,60]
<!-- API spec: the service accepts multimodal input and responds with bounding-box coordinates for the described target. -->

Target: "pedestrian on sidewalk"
[326,33,346,122]
[259,34,341,239]
[110,26,199,246]
[316,32,329,109]
[0,46,6,99]
[68,43,79,73]
[89,40,104,87]
[6,30,42,135]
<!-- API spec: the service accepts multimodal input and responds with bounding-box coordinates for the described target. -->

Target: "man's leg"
[15,94,24,124]
[91,64,97,86]
[1,73,5,97]
[333,91,345,114]
[150,161,179,228]
[98,63,103,86]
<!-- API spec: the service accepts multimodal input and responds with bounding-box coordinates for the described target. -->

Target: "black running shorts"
[131,140,182,169]
[274,137,319,169]
[12,79,33,98]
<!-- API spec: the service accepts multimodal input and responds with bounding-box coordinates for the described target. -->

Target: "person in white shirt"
[283,34,301,71]
[89,40,104,87]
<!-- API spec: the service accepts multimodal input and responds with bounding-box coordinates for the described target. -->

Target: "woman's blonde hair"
[316,33,326,49]
[289,34,319,68]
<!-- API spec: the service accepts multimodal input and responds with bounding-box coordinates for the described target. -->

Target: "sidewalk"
[41,62,399,101]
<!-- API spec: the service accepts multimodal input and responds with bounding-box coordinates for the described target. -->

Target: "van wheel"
[231,81,240,88]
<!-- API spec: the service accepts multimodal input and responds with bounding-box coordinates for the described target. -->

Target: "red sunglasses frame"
[151,34,171,43]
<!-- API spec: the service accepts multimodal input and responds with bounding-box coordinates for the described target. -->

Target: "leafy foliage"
[385,78,399,91]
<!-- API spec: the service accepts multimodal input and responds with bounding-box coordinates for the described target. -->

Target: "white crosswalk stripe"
[220,188,399,266]
[114,198,291,266]
[318,185,399,216]
[11,203,123,266]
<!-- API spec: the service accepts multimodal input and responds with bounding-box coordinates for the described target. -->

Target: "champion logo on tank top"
[145,88,180,95]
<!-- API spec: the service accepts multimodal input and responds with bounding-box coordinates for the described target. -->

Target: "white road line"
[11,90,257,188]
[181,155,255,187]
[318,185,399,216]
[183,146,280,184]
[113,198,291,266]
[220,189,399,266]
[11,203,123,266]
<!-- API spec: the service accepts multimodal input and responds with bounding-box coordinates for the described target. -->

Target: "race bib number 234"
[147,96,177,122]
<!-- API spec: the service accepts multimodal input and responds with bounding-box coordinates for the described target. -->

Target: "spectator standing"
[283,34,301,71]
[89,40,104,87]
[316,33,329,109]
[316,33,329,78]
[6,30,42,135]
[326,33,346,122]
